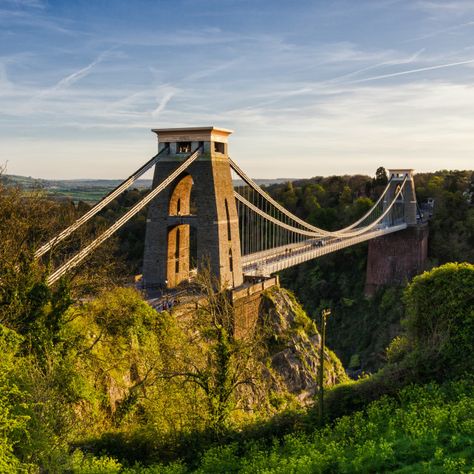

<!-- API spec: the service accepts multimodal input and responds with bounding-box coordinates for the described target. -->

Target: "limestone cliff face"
[260,287,347,404]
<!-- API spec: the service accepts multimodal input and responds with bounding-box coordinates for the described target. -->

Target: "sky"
[1,0,474,179]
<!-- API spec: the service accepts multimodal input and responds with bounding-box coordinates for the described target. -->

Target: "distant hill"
[1,174,153,189]
[1,174,296,203]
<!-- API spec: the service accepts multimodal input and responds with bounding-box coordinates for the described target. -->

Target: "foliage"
[65,274,281,466]
[74,380,473,473]
[274,169,473,372]
[402,262,474,379]
[155,269,269,437]
[320,262,474,421]
[386,335,409,364]
[0,179,135,470]
[66,450,123,473]
[0,325,30,473]
[415,170,474,264]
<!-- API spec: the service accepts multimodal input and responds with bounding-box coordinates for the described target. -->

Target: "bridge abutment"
[231,276,279,338]
[364,223,429,296]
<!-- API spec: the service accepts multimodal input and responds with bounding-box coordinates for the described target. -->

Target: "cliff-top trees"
[158,269,268,437]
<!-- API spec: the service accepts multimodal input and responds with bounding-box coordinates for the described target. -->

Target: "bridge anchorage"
[39,126,427,299]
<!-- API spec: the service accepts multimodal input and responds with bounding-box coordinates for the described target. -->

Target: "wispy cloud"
[348,58,474,84]
[0,6,79,34]
[404,20,474,42]
[151,88,176,118]
[107,28,255,48]
[34,50,111,101]
[185,59,240,82]
[414,1,474,15]
[0,0,45,8]
[331,48,426,83]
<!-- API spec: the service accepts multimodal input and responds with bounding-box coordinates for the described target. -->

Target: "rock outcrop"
[260,286,347,404]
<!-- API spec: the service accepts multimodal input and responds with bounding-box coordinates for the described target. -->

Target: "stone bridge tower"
[365,169,428,295]
[143,127,243,289]
[383,169,417,226]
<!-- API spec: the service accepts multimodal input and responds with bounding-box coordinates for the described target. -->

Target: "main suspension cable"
[234,176,407,241]
[36,146,170,259]
[230,157,394,237]
[47,147,201,286]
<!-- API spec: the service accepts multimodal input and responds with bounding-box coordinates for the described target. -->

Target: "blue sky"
[1,0,474,179]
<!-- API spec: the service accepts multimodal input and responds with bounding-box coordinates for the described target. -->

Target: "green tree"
[0,325,29,473]
[161,270,267,436]
[280,181,298,212]
[0,174,126,471]
[375,167,388,185]
[402,262,474,379]
[339,185,353,205]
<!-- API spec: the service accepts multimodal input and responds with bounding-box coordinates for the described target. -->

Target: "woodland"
[0,168,473,472]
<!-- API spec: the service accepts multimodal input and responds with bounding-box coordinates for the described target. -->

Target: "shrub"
[403,262,474,379]
[386,335,410,364]
[0,325,29,473]
[134,380,474,473]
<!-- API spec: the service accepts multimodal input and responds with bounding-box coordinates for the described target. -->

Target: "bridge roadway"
[241,222,407,276]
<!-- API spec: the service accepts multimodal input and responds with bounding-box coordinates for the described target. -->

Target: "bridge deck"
[242,223,407,276]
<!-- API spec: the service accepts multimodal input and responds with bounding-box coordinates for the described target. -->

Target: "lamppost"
[318,308,331,424]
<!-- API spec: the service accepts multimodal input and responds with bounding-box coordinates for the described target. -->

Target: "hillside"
[2,174,295,203]
[0,170,472,472]
[1,174,153,203]
[77,380,473,473]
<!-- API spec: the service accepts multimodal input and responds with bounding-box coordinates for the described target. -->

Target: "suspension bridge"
[37,127,423,291]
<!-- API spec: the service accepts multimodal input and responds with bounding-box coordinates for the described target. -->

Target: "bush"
[138,380,474,473]
[386,335,409,364]
[403,262,474,379]
[67,450,122,473]
[0,325,29,473]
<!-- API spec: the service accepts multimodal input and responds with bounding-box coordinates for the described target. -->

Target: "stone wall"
[231,277,279,339]
[365,224,429,296]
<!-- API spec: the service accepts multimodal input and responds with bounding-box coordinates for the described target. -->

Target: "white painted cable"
[230,156,393,237]
[47,148,201,286]
[36,146,169,259]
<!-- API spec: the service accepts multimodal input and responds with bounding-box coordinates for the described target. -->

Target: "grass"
[68,380,474,473]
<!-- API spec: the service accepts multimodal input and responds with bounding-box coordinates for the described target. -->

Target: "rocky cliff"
[260,286,347,404]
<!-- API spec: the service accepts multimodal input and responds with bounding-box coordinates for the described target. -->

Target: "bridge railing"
[235,174,408,260]
[242,223,408,276]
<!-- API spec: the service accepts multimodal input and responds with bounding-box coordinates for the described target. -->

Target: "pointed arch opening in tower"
[168,173,194,216]
[225,198,232,241]
[229,248,234,273]
[166,173,195,287]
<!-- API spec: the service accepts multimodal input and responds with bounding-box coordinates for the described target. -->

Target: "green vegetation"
[84,380,472,473]
[402,262,474,379]
[0,171,473,472]
[322,262,474,420]
[273,169,474,371]
[0,174,152,203]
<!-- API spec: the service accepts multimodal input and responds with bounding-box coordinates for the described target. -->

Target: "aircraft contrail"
[349,58,474,84]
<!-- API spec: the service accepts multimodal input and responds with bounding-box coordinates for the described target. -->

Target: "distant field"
[1,174,152,203]
[2,174,295,203]
[46,189,117,203]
